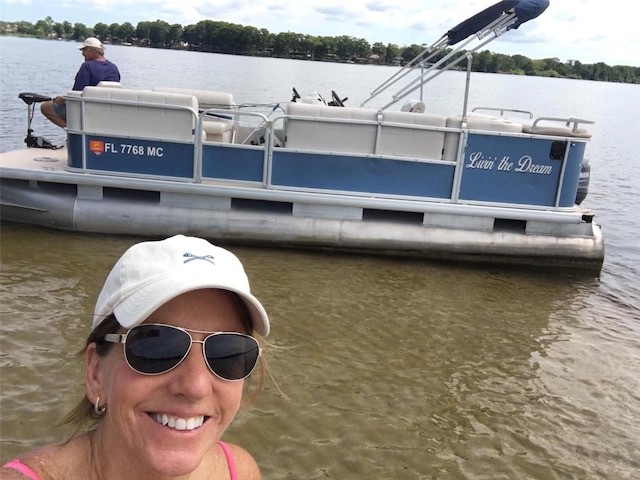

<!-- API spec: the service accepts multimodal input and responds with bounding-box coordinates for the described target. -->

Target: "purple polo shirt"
[72,60,121,90]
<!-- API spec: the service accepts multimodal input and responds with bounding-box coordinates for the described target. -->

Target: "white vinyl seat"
[68,87,199,141]
[153,87,236,142]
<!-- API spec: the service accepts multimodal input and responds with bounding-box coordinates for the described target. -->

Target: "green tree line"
[2,17,638,84]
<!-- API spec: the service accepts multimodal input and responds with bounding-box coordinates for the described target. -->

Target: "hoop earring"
[93,396,107,417]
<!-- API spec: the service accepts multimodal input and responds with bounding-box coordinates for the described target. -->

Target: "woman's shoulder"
[1,438,90,479]
[220,442,262,480]
[2,445,55,479]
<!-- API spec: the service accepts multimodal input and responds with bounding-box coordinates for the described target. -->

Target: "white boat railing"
[65,89,590,212]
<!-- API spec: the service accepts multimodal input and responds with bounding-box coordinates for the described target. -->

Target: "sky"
[1,0,638,66]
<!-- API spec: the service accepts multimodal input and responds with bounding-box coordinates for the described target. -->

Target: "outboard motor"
[18,92,61,149]
[575,157,590,205]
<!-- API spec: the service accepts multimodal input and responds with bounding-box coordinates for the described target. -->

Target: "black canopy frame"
[360,0,550,112]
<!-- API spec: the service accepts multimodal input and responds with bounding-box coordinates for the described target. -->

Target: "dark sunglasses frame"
[102,323,261,381]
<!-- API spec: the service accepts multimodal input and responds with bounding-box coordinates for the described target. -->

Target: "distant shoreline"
[1,25,638,84]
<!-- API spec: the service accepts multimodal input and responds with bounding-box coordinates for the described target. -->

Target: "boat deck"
[1,146,67,172]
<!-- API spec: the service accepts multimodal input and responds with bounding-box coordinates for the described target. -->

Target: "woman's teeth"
[152,413,205,431]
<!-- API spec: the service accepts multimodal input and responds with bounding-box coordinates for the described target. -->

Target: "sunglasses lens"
[125,325,191,374]
[204,334,260,380]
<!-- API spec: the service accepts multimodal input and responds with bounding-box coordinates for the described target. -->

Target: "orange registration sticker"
[89,140,105,155]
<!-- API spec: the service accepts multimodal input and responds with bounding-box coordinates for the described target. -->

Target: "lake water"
[1,37,639,479]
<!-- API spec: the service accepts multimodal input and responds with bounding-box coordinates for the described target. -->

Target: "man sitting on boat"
[40,37,121,128]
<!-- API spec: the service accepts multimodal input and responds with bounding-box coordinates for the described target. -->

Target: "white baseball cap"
[93,235,269,336]
[78,37,104,50]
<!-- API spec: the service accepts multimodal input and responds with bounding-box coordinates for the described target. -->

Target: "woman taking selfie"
[2,234,270,479]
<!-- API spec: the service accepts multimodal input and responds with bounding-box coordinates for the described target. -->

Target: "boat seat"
[378,110,446,160]
[201,118,234,143]
[67,87,198,142]
[152,87,235,142]
[96,81,123,88]
[285,103,379,154]
[442,114,523,162]
[152,87,235,110]
[522,123,592,138]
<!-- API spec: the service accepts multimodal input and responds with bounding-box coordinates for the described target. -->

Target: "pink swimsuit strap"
[3,459,42,480]
[4,443,237,480]
[217,440,238,480]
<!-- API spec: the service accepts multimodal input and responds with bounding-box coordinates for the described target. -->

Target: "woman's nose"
[167,342,218,398]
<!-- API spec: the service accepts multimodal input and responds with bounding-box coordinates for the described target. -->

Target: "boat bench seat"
[152,87,235,109]
[67,87,199,142]
[442,114,524,162]
[153,87,236,143]
[522,123,592,138]
[377,110,446,160]
[196,120,231,143]
[285,103,379,154]
[285,103,447,159]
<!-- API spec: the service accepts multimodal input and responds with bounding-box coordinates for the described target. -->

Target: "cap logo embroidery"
[182,253,215,265]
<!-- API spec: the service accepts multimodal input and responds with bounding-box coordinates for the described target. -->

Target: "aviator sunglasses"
[102,324,261,381]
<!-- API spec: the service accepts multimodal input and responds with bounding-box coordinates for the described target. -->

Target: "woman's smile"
[150,413,207,431]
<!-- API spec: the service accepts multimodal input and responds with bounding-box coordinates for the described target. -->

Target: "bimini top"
[447,0,550,45]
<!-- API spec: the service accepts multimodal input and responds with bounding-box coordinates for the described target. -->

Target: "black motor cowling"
[575,158,590,205]
[19,92,52,105]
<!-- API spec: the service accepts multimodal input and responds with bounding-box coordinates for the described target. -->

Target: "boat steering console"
[291,87,348,107]
[18,92,62,149]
